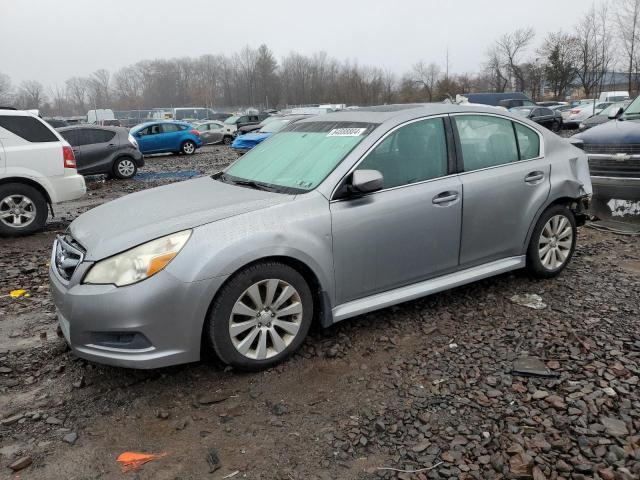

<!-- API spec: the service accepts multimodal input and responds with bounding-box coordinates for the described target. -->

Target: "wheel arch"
[0,177,52,205]
[524,195,585,250]
[199,254,334,358]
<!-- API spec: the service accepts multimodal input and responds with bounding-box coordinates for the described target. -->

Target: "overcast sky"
[1,0,604,87]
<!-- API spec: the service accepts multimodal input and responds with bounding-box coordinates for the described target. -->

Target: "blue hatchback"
[131,121,203,155]
[231,115,310,154]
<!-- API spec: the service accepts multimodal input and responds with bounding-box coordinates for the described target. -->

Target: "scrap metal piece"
[512,357,558,377]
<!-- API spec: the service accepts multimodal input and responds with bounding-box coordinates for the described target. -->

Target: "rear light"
[62,146,76,168]
[190,129,200,136]
[570,109,581,114]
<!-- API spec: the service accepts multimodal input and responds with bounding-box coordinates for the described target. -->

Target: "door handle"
[525,172,544,183]
[107,143,116,148]
[432,191,459,205]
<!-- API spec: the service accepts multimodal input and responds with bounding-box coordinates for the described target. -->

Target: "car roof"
[132,120,190,129]
[294,103,515,126]
[58,124,122,132]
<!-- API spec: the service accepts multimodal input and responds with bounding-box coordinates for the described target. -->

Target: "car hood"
[232,132,272,149]
[70,176,292,260]
[573,118,640,143]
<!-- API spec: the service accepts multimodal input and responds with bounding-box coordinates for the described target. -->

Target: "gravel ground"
[0,142,639,479]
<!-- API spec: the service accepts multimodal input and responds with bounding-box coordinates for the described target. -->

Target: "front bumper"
[49,248,228,369]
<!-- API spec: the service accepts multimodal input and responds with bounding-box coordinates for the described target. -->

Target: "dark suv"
[57,125,144,179]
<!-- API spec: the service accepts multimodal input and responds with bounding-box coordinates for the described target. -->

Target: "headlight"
[84,230,191,286]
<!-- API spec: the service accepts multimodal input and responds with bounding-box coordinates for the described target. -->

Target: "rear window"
[85,129,116,144]
[0,115,58,142]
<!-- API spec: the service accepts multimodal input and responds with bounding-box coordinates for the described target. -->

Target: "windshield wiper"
[218,173,276,192]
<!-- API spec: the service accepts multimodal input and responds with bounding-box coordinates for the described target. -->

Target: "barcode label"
[327,128,367,137]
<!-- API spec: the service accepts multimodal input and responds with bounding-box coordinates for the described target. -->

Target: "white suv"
[0,108,86,236]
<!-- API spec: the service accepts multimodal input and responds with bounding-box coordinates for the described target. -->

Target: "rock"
[556,459,572,472]
[532,466,546,480]
[510,293,546,310]
[602,387,616,397]
[544,395,566,410]
[206,447,221,473]
[45,416,63,425]
[597,468,615,480]
[0,366,12,373]
[509,453,533,477]
[532,390,549,400]
[271,403,288,416]
[1,413,23,426]
[197,392,229,405]
[412,440,431,453]
[600,416,628,436]
[8,456,32,471]
[157,410,170,419]
[62,432,77,445]
[513,357,555,377]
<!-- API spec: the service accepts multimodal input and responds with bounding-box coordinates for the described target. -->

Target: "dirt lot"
[1,144,639,480]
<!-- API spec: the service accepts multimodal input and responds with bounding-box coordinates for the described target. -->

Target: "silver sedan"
[194,120,234,145]
[50,104,592,371]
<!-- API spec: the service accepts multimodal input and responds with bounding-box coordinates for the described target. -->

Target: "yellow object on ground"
[9,290,28,298]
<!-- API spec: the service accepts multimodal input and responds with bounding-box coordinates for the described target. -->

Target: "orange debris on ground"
[116,451,168,472]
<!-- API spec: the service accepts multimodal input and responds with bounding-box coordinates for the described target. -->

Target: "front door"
[330,116,462,304]
[136,124,161,153]
[452,114,551,267]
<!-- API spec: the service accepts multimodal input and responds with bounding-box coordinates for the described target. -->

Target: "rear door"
[208,123,224,143]
[78,128,116,174]
[160,123,184,151]
[453,114,551,267]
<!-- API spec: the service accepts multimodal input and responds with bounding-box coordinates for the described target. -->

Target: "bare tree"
[616,0,640,93]
[494,27,536,91]
[0,72,13,105]
[17,80,46,109]
[575,5,614,98]
[65,77,88,114]
[483,47,509,92]
[412,61,442,101]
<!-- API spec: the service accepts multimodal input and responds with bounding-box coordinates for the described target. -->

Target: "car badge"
[615,153,631,161]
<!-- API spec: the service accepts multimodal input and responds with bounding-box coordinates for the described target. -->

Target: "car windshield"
[224,116,240,125]
[622,96,640,120]
[258,119,291,133]
[510,108,532,117]
[599,102,624,117]
[223,121,378,193]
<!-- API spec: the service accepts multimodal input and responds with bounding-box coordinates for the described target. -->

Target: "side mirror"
[350,170,383,194]
[608,106,624,119]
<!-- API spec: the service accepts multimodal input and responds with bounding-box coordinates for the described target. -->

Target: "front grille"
[582,143,640,155]
[588,157,640,177]
[54,235,85,281]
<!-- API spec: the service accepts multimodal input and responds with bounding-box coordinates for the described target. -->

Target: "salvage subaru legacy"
[50,104,592,371]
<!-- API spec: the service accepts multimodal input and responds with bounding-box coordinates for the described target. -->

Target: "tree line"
[1,0,640,116]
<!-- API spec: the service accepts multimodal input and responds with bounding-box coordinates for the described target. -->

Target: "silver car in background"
[49,104,592,371]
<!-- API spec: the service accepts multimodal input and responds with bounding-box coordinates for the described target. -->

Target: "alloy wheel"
[0,194,36,228]
[228,279,303,360]
[538,214,573,270]
[117,159,136,178]
[183,142,195,154]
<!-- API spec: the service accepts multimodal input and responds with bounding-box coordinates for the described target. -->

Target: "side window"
[0,115,58,142]
[197,124,209,132]
[210,123,221,130]
[541,108,553,116]
[150,124,162,134]
[514,123,541,160]
[162,124,180,133]
[85,129,115,144]
[59,130,79,146]
[356,117,448,189]
[454,115,519,171]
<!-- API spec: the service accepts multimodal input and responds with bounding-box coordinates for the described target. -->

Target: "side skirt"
[331,256,526,323]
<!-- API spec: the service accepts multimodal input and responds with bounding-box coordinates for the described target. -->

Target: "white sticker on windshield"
[326,128,367,137]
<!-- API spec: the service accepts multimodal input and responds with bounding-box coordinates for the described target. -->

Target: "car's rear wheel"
[526,204,577,278]
[551,120,561,132]
[113,157,137,179]
[207,262,313,371]
[0,183,48,237]
[181,140,196,155]
[223,136,233,145]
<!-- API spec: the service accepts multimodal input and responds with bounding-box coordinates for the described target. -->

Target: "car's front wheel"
[551,120,561,132]
[207,262,313,371]
[223,136,233,145]
[526,204,577,278]
[181,140,196,155]
[0,183,48,237]
[113,157,137,179]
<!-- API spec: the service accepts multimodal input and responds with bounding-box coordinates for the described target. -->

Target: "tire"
[181,140,196,155]
[207,262,314,371]
[223,136,233,145]
[113,157,138,179]
[0,183,48,237]
[551,121,561,132]
[526,204,577,278]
